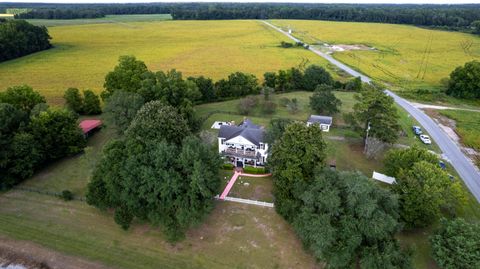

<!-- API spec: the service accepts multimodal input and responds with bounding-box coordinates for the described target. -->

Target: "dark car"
[412,126,422,135]
[439,161,446,170]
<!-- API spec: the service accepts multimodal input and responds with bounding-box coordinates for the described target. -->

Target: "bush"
[243,166,266,174]
[60,190,74,201]
[237,96,257,115]
[222,163,235,170]
[280,41,293,48]
[64,87,83,113]
[82,90,101,115]
[262,100,277,114]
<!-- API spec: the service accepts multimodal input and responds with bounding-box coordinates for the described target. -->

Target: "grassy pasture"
[439,109,480,152]
[26,14,172,27]
[270,20,480,92]
[0,20,332,104]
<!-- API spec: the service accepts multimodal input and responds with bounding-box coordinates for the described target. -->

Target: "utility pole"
[364,121,371,154]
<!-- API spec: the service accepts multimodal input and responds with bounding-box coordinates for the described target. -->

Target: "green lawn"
[439,110,480,151]
[228,176,274,203]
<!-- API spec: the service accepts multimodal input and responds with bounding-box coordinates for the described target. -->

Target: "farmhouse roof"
[307,115,333,125]
[218,119,264,146]
[79,119,102,134]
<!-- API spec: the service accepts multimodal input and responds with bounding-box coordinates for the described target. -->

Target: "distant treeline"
[0,20,51,62]
[1,3,480,29]
[15,9,104,20]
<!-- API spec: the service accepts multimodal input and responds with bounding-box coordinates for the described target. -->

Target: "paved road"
[262,20,480,202]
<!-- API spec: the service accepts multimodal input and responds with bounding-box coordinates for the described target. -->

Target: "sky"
[3,0,480,4]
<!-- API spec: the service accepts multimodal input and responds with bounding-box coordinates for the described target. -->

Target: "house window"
[221,139,225,145]
[259,143,265,150]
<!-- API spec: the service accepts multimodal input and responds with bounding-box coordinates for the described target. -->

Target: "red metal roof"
[79,120,102,134]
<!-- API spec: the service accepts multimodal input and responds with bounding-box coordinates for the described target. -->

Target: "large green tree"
[29,108,86,160]
[125,101,191,145]
[431,218,480,269]
[302,65,333,91]
[269,122,327,220]
[385,147,464,228]
[395,161,463,228]
[87,103,221,240]
[103,91,145,134]
[293,169,411,269]
[82,90,102,115]
[446,60,480,99]
[309,84,342,115]
[264,118,293,145]
[63,87,84,113]
[102,55,149,100]
[349,84,400,157]
[471,20,480,35]
[188,76,216,103]
[0,85,46,113]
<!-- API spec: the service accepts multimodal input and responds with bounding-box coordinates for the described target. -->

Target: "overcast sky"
[4,0,480,4]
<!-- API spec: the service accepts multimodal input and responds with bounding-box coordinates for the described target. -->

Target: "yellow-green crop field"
[270,20,480,91]
[0,20,330,104]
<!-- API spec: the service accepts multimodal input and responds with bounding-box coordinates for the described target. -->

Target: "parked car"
[412,126,422,135]
[439,161,446,170]
[419,134,432,144]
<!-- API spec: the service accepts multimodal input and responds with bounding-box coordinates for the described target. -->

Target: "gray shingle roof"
[307,115,333,125]
[218,119,264,146]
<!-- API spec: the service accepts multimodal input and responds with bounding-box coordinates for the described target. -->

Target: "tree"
[7,132,42,181]
[102,55,149,100]
[125,101,190,145]
[82,90,101,115]
[0,85,46,113]
[227,72,260,97]
[29,108,86,160]
[103,91,145,134]
[237,96,257,115]
[140,69,201,131]
[264,118,293,145]
[293,169,411,269]
[63,88,83,113]
[349,84,400,157]
[431,218,480,269]
[384,146,439,177]
[446,61,480,99]
[309,84,342,115]
[269,122,327,220]
[345,76,363,91]
[302,65,333,91]
[0,20,51,62]
[471,20,480,35]
[394,161,463,228]
[188,76,216,103]
[263,71,277,88]
[87,135,221,240]
[287,67,304,90]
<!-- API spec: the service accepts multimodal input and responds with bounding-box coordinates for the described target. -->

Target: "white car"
[419,134,432,145]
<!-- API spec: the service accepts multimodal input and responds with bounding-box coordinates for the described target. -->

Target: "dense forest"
[0,19,51,62]
[1,3,480,30]
[15,9,104,19]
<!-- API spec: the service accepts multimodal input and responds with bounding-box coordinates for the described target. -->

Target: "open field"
[270,20,480,92]
[0,20,333,104]
[439,110,480,151]
[26,14,172,27]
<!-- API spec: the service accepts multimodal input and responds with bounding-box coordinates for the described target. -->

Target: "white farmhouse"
[307,115,333,132]
[218,119,268,168]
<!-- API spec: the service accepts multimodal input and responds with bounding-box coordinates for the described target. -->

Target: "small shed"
[372,171,396,185]
[307,115,333,132]
[79,119,102,137]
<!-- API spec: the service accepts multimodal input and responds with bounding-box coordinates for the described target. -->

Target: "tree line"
[2,3,480,30]
[0,20,51,62]
[0,85,86,189]
[15,9,104,20]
